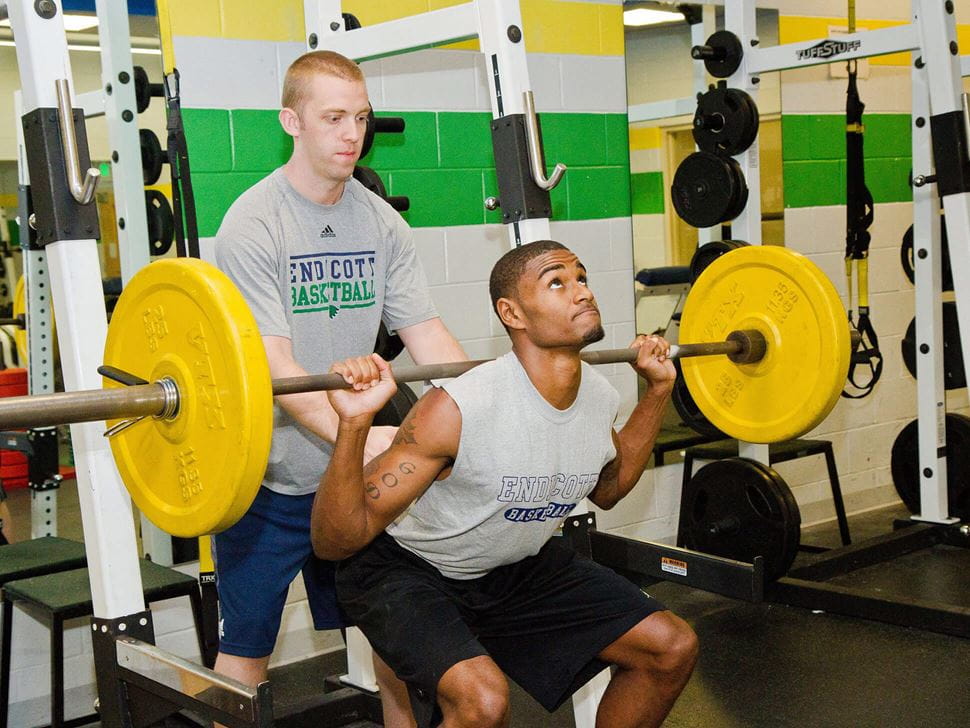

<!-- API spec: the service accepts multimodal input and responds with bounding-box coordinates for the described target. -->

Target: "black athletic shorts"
[336,532,666,727]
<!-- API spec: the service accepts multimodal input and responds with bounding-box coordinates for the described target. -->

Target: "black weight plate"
[699,30,743,79]
[360,108,377,160]
[725,164,749,221]
[373,384,419,427]
[900,301,966,390]
[683,458,801,581]
[374,321,405,362]
[689,239,749,284]
[693,87,759,157]
[342,12,362,30]
[353,165,388,200]
[890,413,970,520]
[671,151,747,229]
[140,128,165,186]
[133,65,152,114]
[671,360,726,438]
[900,222,953,291]
[144,189,174,257]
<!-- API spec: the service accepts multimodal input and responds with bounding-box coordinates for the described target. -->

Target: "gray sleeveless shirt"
[386,351,619,579]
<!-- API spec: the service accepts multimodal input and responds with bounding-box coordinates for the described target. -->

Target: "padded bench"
[0,558,206,728]
[652,423,722,467]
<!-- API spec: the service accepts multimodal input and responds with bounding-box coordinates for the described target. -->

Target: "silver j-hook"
[522,90,566,191]
[55,79,100,205]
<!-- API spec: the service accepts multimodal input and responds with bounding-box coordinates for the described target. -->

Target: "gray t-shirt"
[215,169,438,495]
[387,352,619,579]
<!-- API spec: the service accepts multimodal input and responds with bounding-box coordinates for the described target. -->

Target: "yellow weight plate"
[103,259,273,536]
[13,275,57,366]
[680,246,851,443]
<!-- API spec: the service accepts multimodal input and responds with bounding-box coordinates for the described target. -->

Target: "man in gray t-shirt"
[313,241,697,728]
[211,50,465,726]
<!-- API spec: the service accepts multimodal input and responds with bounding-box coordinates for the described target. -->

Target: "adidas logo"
[320,225,336,238]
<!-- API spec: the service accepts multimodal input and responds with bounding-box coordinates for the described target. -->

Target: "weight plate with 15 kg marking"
[103,258,274,536]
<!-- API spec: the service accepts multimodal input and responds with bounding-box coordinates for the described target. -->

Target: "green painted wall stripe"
[183,108,631,235]
[631,172,664,214]
[782,113,912,208]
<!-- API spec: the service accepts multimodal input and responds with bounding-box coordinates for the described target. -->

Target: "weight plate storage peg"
[102,259,275,537]
[682,457,801,581]
[679,245,852,443]
[671,151,748,229]
[691,30,744,79]
[890,413,970,520]
[692,86,759,157]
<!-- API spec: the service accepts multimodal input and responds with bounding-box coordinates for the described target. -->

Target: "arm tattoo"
[381,473,399,488]
[366,461,418,499]
[393,419,418,446]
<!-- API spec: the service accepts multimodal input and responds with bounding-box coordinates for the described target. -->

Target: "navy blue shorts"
[213,486,349,658]
[337,533,665,726]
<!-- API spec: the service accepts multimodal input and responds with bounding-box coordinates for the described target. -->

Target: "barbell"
[0,245,852,537]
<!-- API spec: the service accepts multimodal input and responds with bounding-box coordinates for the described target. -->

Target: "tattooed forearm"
[365,482,380,499]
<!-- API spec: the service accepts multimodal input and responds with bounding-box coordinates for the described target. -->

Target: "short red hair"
[281,50,365,113]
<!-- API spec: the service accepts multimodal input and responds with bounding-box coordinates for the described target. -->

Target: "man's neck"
[283,159,346,206]
[512,342,583,411]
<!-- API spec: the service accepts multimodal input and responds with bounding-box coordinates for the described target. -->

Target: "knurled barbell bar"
[0,329,769,431]
[0,244,854,538]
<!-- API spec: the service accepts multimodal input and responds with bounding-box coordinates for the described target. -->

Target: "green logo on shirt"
[289,251,376,317]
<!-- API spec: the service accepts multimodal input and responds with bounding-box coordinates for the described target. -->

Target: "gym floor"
[10,485,970,727]
[270,503,970,728]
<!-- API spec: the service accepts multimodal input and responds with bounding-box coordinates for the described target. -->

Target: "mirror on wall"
[623,3,781,341]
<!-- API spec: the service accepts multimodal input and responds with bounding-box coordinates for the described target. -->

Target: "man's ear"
[279,107,301,138]
[496,297,526,331]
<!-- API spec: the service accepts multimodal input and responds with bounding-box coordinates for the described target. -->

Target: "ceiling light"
[0,13,99,32]
[623,8,684,27]
[0,39,160,55]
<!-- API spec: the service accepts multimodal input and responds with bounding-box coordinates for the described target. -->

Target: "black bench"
[0,558,206,728]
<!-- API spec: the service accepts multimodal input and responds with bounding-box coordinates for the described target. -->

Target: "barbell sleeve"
[0,329,825,431]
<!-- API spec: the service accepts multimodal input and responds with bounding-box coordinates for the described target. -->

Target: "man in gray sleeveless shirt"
[313,240,698,728]
[212,50,465,727]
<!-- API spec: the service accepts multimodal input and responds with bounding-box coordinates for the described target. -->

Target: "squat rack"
[696,0,970,637]
[5,1,271,725]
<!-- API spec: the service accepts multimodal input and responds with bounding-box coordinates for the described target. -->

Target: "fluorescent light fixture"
[0,13,99,32]
[623,8,684,27]
[0,39,160,54]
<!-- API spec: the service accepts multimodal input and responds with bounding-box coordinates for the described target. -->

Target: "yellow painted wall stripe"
[162,0,223,41]
[0,194,17,208]
[155,0,178,73]
[165,0,622,56]
[629,126,661,151]
[780,17,970,68]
